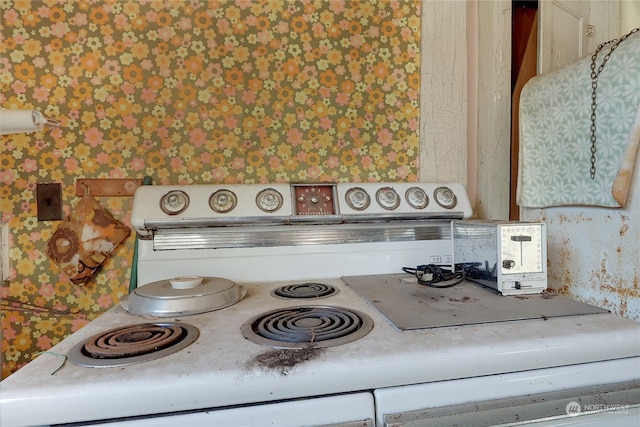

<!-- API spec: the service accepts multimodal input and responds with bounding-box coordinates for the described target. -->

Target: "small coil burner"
[68,323,199,367]
[241,306,373,348]
[271,282,339,299]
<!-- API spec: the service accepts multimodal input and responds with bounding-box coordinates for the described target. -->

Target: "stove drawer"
[382,381,639,426]
[76,392,374,427]
[375,358,640,427]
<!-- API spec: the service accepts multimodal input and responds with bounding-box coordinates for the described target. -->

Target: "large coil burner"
[68,323,199,367]
[241,306,373,349]
[271,283,339,300]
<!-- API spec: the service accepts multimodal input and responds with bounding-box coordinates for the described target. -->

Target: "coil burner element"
[271,283,339,300]
[68,323,199,367]
[241,306,373,349]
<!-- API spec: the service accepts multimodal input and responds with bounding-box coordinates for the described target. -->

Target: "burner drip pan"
[241,306,373,349]
[271,283,338,299]
[68,323,199,367]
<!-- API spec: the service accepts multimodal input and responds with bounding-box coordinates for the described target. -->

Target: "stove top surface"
[2,276,639,426]
[344,274,609,330]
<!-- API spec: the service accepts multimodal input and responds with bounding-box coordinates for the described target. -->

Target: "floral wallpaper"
[0,0,421,378]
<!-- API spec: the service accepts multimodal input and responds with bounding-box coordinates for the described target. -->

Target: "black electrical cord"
[457,261,499,285]
[453,262,502,294]
[402,264,465,288]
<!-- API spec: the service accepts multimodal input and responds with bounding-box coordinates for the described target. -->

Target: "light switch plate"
[37,183,63,221]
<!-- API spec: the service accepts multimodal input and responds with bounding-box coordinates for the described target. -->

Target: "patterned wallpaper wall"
[0,0,421,377]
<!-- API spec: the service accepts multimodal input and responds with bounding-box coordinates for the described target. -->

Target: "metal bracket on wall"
[75,179,143,197]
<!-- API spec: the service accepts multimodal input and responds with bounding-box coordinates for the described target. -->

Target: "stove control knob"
[160,190,189,215]
[376,187,400,210]
[345,187,370,211]
[256,188,283,212]
[503,260,516,269]
[434,186,457,209]
[405,187,429,209]
[209,189,237,213]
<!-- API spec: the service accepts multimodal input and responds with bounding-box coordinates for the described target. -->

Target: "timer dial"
[345,187,370,211]
[209,190,237,213]
[376,187,400,210]
[294,185,336,215]
[434,186,457,209]
[160,190,189,215]
[256,188,283,213]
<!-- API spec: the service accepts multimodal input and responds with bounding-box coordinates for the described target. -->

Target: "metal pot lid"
[121,276,243,317]
[135,276,235,299]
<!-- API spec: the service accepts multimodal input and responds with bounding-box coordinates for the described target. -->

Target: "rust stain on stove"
[541,290,556,299]
[585,251,640,318]
[544,211,637,320]
[251,345,324,375]
[619,222,629,237]
[448,296,473,303]
[557,213,594,225]
[555,234,573,296]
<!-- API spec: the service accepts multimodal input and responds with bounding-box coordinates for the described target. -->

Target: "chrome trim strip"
[342,212,465,223]
[152,222,451,251]
[288,214,343,224]
[144,216,290,229]
[143,212,464,230]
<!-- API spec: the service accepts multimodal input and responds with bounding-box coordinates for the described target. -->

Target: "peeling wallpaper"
[0,0,421,377]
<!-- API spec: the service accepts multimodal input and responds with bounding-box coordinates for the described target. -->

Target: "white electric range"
[1,182,639,427]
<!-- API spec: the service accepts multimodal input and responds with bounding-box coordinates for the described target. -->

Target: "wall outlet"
[1,222,9,282]
[37,183,63,221]
[428,255,442,264]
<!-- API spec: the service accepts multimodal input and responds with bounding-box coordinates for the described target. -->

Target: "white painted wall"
[419,0,468,186]
[621,0,640,34]
[472,0,512,220]
[419,0,511,220]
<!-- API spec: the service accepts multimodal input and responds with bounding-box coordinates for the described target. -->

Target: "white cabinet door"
[538,0,590,74]
[538,0,624,74]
